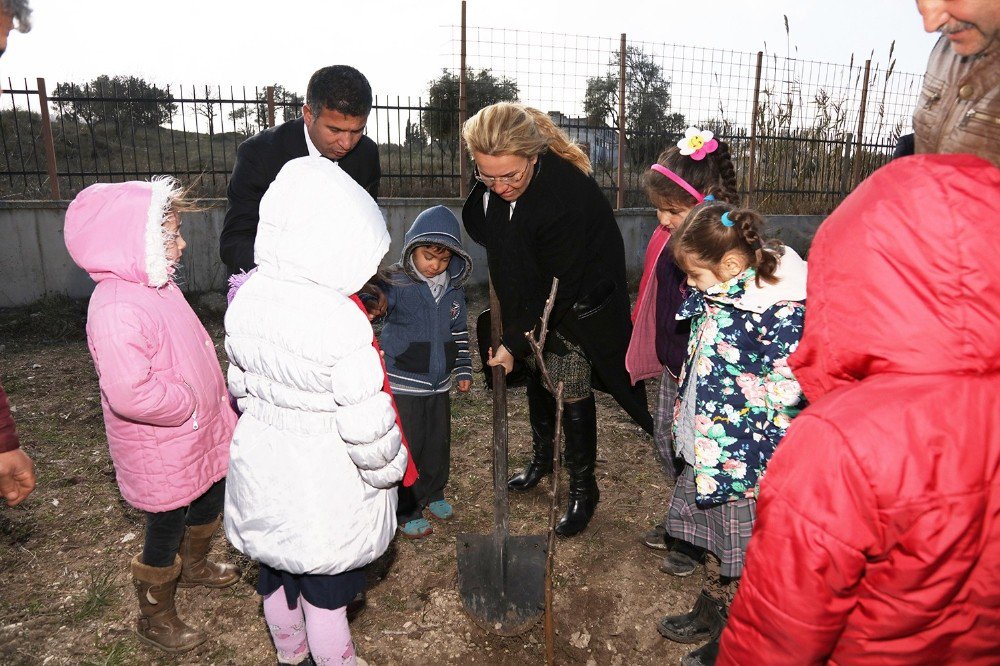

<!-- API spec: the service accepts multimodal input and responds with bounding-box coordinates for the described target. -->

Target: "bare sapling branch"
[534,278,559,354]
[524,277,562,666]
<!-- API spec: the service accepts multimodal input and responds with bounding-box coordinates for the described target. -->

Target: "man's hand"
[0,448,36,507]
[457,379,472,392]
[487,344,515,375]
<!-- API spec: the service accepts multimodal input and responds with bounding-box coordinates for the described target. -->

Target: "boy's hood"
[64,178,177,287]
[400,205,472,287]
[255,156,390,294]
[789,154,1000,401]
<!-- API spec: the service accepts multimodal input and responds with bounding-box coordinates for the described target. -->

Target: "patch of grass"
[22,599,48,616]
[81,638,136,666]
[380,593,407,613]
[27,423,93,448]
[74,568,118,621]
[0,374,23,394]
[0,295,88,343]
[0,513,34,547]
[609,517,634,532]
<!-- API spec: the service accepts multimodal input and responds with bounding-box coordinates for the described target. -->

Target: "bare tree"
[584,46,686,165]
[194,86,219,135]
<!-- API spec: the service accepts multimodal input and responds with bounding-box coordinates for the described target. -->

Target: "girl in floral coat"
[656,203,807,666]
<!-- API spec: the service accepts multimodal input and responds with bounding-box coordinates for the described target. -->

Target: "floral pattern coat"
[673,248,808,507]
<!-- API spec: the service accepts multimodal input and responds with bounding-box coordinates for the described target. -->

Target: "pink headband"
[649,164,706,203]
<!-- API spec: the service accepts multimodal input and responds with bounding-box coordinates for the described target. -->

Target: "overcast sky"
[4,0,937,98]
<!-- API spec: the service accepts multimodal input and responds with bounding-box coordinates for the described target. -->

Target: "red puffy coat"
[719,154,1000,665]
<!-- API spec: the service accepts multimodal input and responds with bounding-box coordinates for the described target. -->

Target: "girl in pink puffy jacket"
[65,177,239,655]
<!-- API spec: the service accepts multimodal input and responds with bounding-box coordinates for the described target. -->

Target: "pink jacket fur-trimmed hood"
[65,179,235,512]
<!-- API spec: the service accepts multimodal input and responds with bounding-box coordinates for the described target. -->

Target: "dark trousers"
[395,392,451,523]
[142,478,226,567]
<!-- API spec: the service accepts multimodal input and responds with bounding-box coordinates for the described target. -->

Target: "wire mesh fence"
[1,25,922,213]
[451,27,923,210]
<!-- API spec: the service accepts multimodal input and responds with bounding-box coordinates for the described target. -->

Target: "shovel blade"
[456,533,547,636]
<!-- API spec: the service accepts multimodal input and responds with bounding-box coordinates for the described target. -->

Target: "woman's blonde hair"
[462,102,592,175]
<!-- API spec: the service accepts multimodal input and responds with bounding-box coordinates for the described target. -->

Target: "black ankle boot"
[555,394,598,537]
[681,635,721,666]
[508,374,556,492]
[657,591,727,644]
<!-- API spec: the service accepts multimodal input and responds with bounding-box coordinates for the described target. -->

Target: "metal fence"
[1,22,921,213]
[451,27,922,210]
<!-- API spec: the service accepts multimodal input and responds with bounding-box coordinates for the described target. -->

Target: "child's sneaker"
[427,499,454,521]
[641,524,670,550]
[659,539,706,577]
[399,518,432,539]
[659,550,699,577]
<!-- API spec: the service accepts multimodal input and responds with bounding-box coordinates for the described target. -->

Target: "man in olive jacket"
[913,0,999,166]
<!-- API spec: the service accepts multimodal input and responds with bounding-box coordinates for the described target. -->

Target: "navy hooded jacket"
[378,205,473,395]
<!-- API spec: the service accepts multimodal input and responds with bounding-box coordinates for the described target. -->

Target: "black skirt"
[257,562,366,611]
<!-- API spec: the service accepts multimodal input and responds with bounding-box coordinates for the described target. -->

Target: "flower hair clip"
[677,126,719,161]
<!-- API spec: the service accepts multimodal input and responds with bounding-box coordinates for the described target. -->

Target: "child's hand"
[457,379,471,392]
[358,282,387,321]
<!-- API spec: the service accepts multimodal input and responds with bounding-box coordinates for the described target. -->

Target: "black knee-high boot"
[508,373,556,492]
[555,393,599,537]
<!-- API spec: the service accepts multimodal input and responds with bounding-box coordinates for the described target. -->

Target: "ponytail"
[643,137,739,207]
[732,208,781,284]
[708,142,739,203]
[463,102,591,175]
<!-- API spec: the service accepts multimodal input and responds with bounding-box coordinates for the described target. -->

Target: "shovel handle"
[488,281,510,544]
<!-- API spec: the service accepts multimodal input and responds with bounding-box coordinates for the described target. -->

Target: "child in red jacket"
[719,156,1000,665]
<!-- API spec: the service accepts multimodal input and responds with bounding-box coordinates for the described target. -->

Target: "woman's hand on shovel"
[487,344,515,375]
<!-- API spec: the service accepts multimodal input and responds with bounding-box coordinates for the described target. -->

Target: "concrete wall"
[0,199,823,307]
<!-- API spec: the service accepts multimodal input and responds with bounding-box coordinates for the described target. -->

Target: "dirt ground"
[0,287,702,665]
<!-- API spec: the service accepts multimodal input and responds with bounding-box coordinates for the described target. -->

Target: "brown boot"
[131,555,207,654]
[177,517,241,589]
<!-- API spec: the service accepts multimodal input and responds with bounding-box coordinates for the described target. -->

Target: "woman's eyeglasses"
[474,159,532,187]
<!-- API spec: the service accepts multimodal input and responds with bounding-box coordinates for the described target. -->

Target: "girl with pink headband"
[627,125,739,624]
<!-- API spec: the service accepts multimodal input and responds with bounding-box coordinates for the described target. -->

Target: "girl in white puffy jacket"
[224,157,408,666]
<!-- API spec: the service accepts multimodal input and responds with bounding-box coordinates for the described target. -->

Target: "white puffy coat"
[223,157,407,575]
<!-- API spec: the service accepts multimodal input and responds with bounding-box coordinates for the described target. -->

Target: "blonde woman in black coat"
[462,102,653,537]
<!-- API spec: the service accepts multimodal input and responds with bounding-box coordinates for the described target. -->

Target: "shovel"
[457,282,546,636]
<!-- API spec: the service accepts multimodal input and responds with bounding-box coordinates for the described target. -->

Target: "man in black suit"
[220,65,381,276]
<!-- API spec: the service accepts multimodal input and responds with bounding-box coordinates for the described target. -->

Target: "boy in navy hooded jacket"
[375,205,473,538]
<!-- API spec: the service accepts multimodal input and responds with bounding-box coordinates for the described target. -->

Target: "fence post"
[850,59,871,189]
[35,77,61,200]
[616,33,626,210]
[458,0,468,199]
[747,51,763,206]
[840,133,853,199]
[266,85,276,128]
